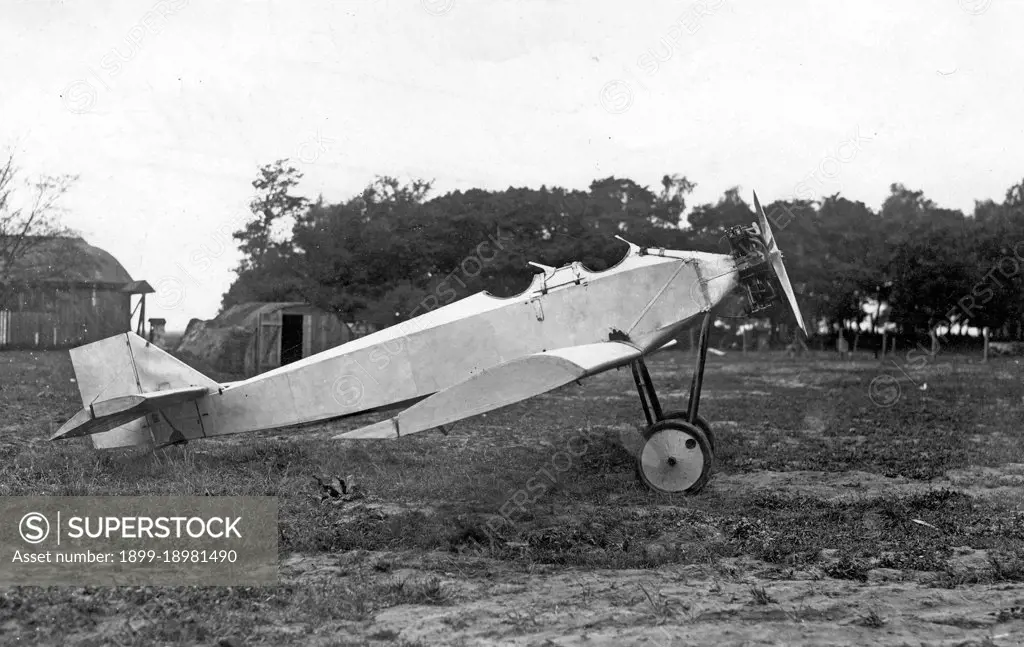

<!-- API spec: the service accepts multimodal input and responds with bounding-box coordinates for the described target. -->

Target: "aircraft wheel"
[636,420,714,495]
[661,410,716,454]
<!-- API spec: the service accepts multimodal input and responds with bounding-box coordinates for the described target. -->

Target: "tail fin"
[53,333,220,449]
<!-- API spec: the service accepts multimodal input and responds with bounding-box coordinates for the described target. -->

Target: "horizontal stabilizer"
[52,332,222,448]
[51,386,210,441]
[336,341,642,440]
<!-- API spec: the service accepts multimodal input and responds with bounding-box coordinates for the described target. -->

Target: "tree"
[880,185,973,345]
[887,226,973,347]
[685,187,755,245]
[285,176,437,322]
[0,150,76,303]
[222,161,312,310]
[1004,177,1024,209]
[652,174,697,228]
[586,176,661,234]
[232,160,308,273]
[814,194,883,330]
[962,182,1024,339]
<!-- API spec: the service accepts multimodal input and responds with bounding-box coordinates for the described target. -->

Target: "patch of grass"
[859,608,886,628]
[824,556,871,582]
[367,629,401,641]
[638,584,687,620]
[992,606,1024,622]
[0,584,366,645]
[383,576,452,605]
[988,553,1024,581]
[748,585,775,605]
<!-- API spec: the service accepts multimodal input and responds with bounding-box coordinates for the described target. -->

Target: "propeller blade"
[769,248,807,336]
[753,191,776,253]
[753,191,808,336]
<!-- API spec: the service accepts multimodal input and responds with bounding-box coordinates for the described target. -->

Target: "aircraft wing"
[334,341,643,440]
[51,386,210,441]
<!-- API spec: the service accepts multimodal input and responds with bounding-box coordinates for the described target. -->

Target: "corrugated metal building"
[175,302,374,378]
[0,236,148,349]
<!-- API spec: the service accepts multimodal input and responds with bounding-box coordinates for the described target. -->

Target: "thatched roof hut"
[0,236,149,348]
[1,236,133,284]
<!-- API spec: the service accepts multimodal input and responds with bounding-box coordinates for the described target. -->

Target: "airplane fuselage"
[88,245,741,448]
[197,246,740,438]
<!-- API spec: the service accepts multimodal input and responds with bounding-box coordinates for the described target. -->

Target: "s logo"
[19,512,50,544]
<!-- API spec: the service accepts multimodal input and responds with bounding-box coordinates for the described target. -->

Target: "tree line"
[225,160,1024,345]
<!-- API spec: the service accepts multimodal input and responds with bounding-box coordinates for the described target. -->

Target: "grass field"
[2,348,1024,645]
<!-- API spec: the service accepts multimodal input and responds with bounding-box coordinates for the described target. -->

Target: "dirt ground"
[279,549,1024,646]
[1,348,1023,646]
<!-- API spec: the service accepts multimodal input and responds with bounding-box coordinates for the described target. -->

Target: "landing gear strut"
[631,311,716,494]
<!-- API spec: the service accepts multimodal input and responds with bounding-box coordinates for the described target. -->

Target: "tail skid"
[54,333,220,448]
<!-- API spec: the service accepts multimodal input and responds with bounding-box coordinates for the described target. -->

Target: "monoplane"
[53,193,806,494]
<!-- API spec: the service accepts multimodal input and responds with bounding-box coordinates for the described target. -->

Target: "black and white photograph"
[2,1,1024,644]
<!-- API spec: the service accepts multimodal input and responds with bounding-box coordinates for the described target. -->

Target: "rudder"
[67,333,220,448]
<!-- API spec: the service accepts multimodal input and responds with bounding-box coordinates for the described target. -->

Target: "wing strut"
[686,311,713,424]
[630,359,663,426]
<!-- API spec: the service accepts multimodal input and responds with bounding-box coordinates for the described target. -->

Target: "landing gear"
[637,420,713,494]
[631,311,716,494]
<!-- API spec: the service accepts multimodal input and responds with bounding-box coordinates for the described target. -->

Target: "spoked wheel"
[636,419,714,495]
[660,410,716,454]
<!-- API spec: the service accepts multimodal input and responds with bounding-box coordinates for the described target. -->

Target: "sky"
[2,0,1022,330]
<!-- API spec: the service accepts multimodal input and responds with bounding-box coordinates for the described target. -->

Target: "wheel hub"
[637,421,712,494]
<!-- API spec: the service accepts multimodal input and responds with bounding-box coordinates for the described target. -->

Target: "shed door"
[280,314,305,366]
[258,310,283,374]
[303,314,314,358]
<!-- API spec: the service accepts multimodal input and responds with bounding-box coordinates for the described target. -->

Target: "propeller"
[753,191,808,336]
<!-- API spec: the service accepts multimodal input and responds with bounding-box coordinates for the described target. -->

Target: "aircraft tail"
[52,332,220,449]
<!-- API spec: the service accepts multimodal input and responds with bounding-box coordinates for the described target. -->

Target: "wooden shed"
[0,236,150,349]
[176,302,371,378]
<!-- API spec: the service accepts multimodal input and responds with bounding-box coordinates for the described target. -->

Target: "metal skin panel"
[57,244,744,447]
